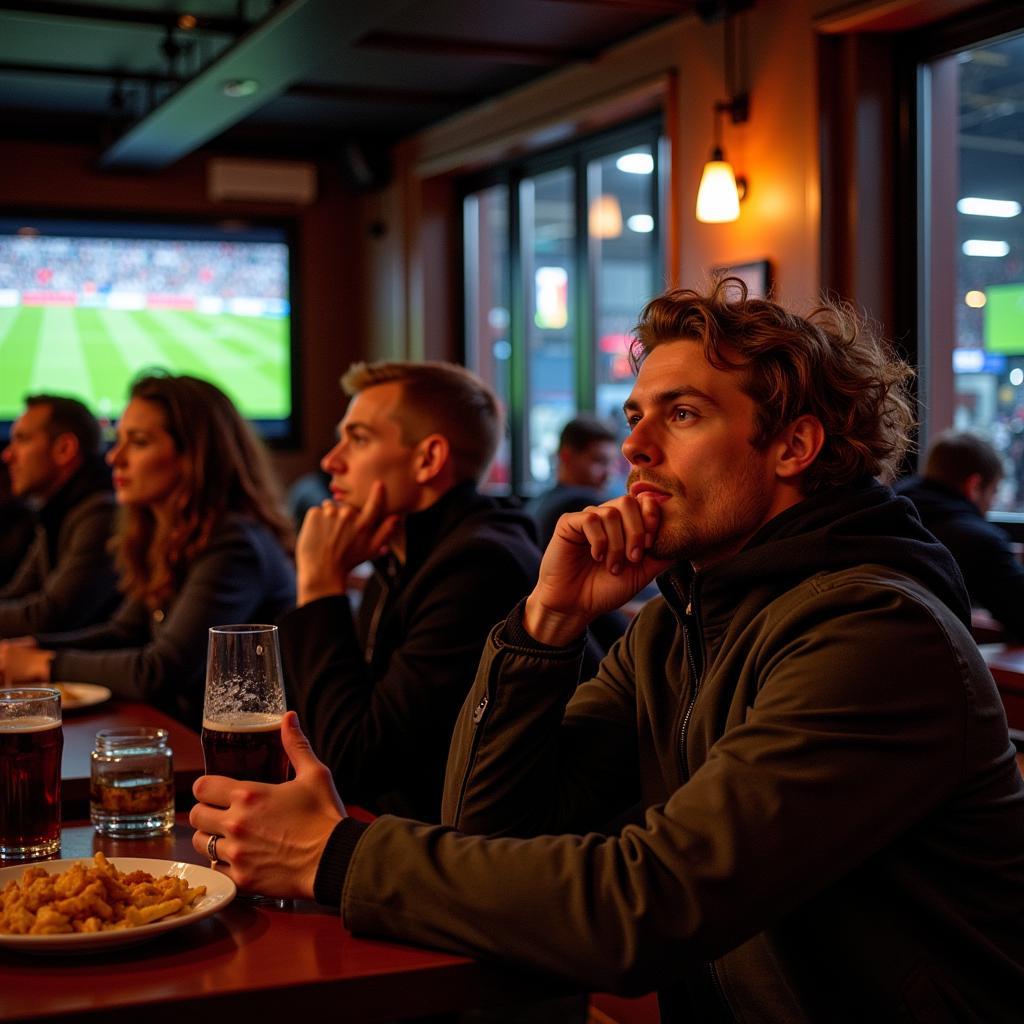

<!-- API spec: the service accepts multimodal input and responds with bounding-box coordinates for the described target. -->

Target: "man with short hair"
[0,395,118,637]
[194,284,1024,1019]
[897,429,1024,640]
[530,414,620,549]
[277,360,542,821]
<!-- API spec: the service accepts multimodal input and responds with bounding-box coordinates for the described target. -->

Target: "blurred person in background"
[529,414,620,549]
[0,461,37,588]
[897,429,1024,641]
[0,395,118,636]
[0,374,295,727]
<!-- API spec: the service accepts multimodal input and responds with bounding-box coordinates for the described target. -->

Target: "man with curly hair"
[193,281,1024,1020]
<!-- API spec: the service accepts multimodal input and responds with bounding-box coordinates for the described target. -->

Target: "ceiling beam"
[0,0,245,34]
[290,82,475,108]
[355,30,593,66]
[97,0,416,170]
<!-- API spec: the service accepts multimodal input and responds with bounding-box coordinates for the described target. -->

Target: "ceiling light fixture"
[616,152,654,175]
[965,290,987,308]
[223,79,260,98]
[957,197,1022,218]
[627,214,654,233]
[696,10,749,224]
[962,240,1010,257]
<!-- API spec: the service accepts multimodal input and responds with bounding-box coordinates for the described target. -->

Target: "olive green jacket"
[338,481,1024,1021]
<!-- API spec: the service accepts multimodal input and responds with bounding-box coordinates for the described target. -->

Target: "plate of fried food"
[0,852,235,953]
[52,682,112,712]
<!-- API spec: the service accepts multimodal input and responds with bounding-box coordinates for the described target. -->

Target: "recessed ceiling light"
[965,290,987,308]
[962,240,1010,257]
[957,197,1022,218]
[627,214,654,233]
[223,79,259,98]
[615,153,654,175]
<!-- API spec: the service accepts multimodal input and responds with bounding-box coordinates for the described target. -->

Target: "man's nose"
[622,426,657,466]
[1,445,12,464]
[321,442,345,474]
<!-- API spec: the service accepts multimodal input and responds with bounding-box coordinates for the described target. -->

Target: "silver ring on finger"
[207,833,221,863]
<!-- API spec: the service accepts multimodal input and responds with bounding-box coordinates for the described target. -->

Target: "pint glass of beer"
[201,624,288,785]
[0,688,63,860]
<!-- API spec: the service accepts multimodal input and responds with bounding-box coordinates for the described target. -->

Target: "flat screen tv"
[0,213,298,444]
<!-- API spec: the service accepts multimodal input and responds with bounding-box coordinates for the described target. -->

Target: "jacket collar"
[377,480,484,581]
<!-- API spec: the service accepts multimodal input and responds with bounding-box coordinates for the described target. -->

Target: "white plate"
[0,857,236,953]
[52,682,112,712]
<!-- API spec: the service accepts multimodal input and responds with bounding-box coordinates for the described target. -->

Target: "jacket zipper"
[452,688,492,827]
[363,563,394,665]
[680,584,734,1021]
[679,594,702,782]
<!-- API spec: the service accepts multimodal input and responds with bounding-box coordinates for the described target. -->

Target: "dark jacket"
[322,480,1024,1021]
[897,474,1024,641]
[0,457,119,637]
[39,514,295,727]
[279,481,541,821]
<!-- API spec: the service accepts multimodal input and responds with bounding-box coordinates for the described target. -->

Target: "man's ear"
[413,433,451,484]
[49,432,81,470]
[773,415,826,481]
[963,472,985,505]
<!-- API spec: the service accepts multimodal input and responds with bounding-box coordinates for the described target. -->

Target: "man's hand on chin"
[523,492,672,647]
[296,480,400,606]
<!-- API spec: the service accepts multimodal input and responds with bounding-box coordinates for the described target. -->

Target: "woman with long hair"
[0,373,295,726]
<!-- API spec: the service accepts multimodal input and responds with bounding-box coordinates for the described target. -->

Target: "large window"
[919,19,1024,514]
[463,121,664,495]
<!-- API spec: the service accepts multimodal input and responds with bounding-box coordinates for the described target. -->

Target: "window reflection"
[930,31,1024,512]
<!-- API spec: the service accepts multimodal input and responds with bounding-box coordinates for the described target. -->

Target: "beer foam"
[202,712,283,733]
[0,716,61,733]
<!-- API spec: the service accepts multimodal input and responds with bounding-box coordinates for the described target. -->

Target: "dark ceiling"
[0,0,697,170]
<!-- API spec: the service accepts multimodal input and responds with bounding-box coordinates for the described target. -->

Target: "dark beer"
[0,718,63,857]
[201,714,288,784]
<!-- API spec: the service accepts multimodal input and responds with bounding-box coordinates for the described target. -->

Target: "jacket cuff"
[314,818,369,907]
[500,598,587,653]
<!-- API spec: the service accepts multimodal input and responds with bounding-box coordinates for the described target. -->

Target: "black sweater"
[279,481,541,822]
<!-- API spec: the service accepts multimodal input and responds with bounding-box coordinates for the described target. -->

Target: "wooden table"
[979,645,1024,733]
[0,818,562,1024]
[61,701,204,817]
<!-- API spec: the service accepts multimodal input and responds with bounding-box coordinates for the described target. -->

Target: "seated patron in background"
[193,282,1024,1020]
[0,463,36,589]
[276,360,541,821]
[0,374,295,727]
[897,430,1024,641]
[0,395,118,636]
[529,414,619,549]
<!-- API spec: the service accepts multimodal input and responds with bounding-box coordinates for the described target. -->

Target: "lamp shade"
[696,156,741,223]
[588,193,623,239]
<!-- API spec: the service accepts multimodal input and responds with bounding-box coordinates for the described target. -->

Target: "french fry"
[0,854,206,935]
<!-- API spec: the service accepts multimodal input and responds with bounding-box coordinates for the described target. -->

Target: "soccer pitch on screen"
[0,305,290,423]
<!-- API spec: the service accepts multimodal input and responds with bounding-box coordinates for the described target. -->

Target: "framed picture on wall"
[713,259,773,299]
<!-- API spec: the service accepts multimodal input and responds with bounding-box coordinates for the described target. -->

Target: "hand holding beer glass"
[201,624,289,786]
[0,688,63,860]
